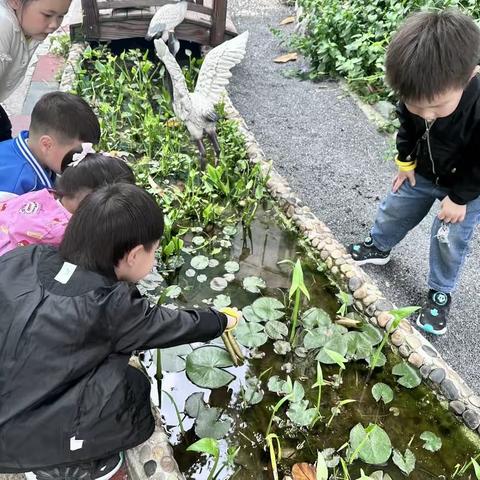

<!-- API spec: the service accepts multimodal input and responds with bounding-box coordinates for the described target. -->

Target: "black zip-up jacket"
[0,245,227,473]
[396,74,480,205]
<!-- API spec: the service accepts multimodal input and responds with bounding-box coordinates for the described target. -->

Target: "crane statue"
[154,31,249,169]
[145,1,188,57]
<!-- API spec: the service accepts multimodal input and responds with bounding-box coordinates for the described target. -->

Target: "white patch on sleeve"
[54,262,77,284]
[0,53,12,62]
[70,436,84,451]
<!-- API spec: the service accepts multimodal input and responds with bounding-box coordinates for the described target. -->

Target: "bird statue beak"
[145,34,153,41]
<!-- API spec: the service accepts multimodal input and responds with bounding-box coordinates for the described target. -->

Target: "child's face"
[9,0,71,40]
[60,190,89,214]
[404,88,464,121]
[115,241,160,283]
[33,135,82,173]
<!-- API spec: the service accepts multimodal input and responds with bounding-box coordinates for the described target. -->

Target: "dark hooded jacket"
[0,245,227,473]
[396,74,480,205]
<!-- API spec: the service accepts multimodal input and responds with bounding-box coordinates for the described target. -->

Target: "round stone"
[450,400,466,415]
[374,299,394,312]
[420,364,433,379]
[398,320,413,333]
[440,379,459,401]
[160,455,177,473]
[354,301,364,311]
[325,257,334,269]
[405,335,422,350]
[340,264,353,273]
[311,237,321,247]
[398,345,411,358]
[408,352,424,368]
[320,250,329,260]
[366,304,377,317]
[462,409,480,430]
[317,240,327,251]
[144,460,157,477]
[386,318,399,332]
[468,395,480,408]
[429,368,446,384]
[422,345,438,358]
[331,266,339,275]
[369,316,378,326]
[348,276,363,292]
[363,294,378,307]
[331,249,343,259]
[345,270,356,279]
[139,445,152,463]
[353,286,368,300]
[377,312,393,328]
[286,205,295,218]
[335,257,345,266]
[391,330,404,346]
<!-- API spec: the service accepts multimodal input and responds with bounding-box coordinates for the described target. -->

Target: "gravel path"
[228,0,480,392]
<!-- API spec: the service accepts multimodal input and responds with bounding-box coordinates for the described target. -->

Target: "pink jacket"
[0,189,71,256]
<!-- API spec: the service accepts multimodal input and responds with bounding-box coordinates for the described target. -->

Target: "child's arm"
[0,17,14,91]
[108,283,229,353]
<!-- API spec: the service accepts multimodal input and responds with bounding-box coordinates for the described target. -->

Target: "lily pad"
[316,335,349,364]
[195,407,232,439]
[420,431,442,452]
[303,327,330,350]
[235,322,268,348]
[219,239,231,248]
[243,276,266,293]
[289,380,305,403]
[242,305,263,323]
[192,236,205,246]
[197,274,207,283]
[301,307,331,329]
[223,225,237,236]
[265,320,289,340]
[392,448,416,475]
[295,346,308,358]
[321,448,340,468]
[164,285,182,299]
[186,346,235,389]
[243,377,264,405]
[209,259,220,268]
[191,255,209,270]
[223,273,235,282]
[267,375,287,394]
[371,383,394,404]
[367,351,386,368]
[252,297,285,321]
[184,392,207,418]
[185,268,196,278]
[210,277,228,292]
[287,400,317,426]
[392,362,421,389]
[225,261,240,273]
[274,340,291,355]
[161,344,192,372]
[349,423,392,465]
[213,294,231,309]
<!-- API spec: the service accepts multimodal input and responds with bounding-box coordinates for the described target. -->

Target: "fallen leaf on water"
[335,316,361,328]
[292,462,316,480]
[280,16,295,25]
[273,52,298,63]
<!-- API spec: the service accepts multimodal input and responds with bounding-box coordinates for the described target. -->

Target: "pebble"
[469,395,480,408]
[398,345,411,358]
[331,249,343,259]
[320,250,329,260]
[340,264,353,273]
[374,298,394,312]
[345,270,356,279]
[144,460,157,477]
[405,335,422,350]
[408,352,424,368]
[429,368,446,384]
[440,379,459,401]
[462,409,480,430]
[450,400,466,415]
[422,345,438,358]
[391,330,404,346]
[363,294,378,307]
[331,266,339,275]
[353,286,368,300]
[398,320,413,333]
[420,364,433,379]
[348,276,363,292]
[377,312,393,328]
[325,257,334,269]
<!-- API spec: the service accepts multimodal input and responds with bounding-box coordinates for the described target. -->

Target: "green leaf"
[289,259,310,300]
[273,340,291,355]
[184,392,207,418]
[267,375,287,394]
[186,437,219,457]
[186,346,235,389]
[287,400,317,426]
[164,285,181,299]
[420,431,442,452]
[366,351,386,368]
[323,348,347,369]
[242,276,266,293]
[242,305,264,323]
[316,451,329,480]
[235,322,268,348]
[243,377,264,405]
[472,458,480,479]
[191,236,205,246]
[371,383,393,404]
[197,274,207,283]
[195,407,232,439]
[392,362,421,389]
[290,380,305,403]
[225,261,240,273]
[316,335,349,364]
[252,297,285,321]
[213,294,231,309]
[301,307,332,329]
[161,344,192,372]
[223,225,237,236]
[392,448,416,476]
[210,277,228,292]
[191,255,209,270]
[303,327,329,350]
[359,324,383,346]
[265,320,289,339]
[349,423,392,465]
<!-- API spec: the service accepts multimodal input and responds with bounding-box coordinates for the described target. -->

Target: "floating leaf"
[192,236,205,246]
[252,297,285,321]
[195,407,232,439]
[186,437,219,457]
[186,346,235,389]
[267,375,287,394]
[370,472,393,480]
[367,351,386,368]
[265,320,289,339]
[161,344,192,372]
[185,268,196,278]
[225,261,240,273]
[185,392,207,418]
[164,285,181,299]
[303,327,329,350]
[295,346,308,358]
[317,451,329,480]
[321,448,340,468]
[243,276,266,293]
[371,383,393,404]
[392,362,421,389]
[316,335,349,364]
[301,308,331,329]
[392,448,416,475]
[359,324,383,346]
[290,380,305,403]
[235,322,268,348]
[274,52,298,63]
[210,277,228,292]
[243,377,264,405]
[191,255,209,270]
[274,340,291,355]
[209,259,220,268]
[287,400,317,427]
[349,423,392,465]
[280,15,295,25]
[213,294,231,309]
[197,274,207,283]
[292,462,316,480]
[223,273,235,282]
[242,305,263,323]
[420,431,442,452]
[223,225,237,236]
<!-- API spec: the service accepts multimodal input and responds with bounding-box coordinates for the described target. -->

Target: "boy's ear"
[39,135,55,152]
[126,245,144,266]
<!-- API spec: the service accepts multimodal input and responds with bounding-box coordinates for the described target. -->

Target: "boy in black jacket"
[0,183,238,479]
[349,9,480,335]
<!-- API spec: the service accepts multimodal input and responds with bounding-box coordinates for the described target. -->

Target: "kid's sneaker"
[416,290,451,336]
[348,236,391,266]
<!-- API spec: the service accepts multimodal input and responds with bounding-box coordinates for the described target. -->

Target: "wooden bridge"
[70,0,237,47]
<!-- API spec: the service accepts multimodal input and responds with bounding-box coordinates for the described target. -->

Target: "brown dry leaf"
[280,16,295,25]
[292,462,316,480]
[335,316,361,328]
[273,52,298,63]
[148,175,163,195]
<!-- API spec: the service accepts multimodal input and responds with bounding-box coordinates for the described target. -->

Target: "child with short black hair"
[0,91,101,197]
[0,182,238,479]
[349,9,480,335]
[0,144,135,256]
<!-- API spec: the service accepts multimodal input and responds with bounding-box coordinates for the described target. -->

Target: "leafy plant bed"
[72,46,480,480]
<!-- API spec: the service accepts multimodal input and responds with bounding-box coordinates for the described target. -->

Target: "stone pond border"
[52,38,480,480]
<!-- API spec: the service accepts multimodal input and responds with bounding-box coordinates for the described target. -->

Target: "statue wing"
[193,31,249,108]
[147,2,188,39]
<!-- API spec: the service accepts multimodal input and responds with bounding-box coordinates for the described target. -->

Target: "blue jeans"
[370,174,480,293]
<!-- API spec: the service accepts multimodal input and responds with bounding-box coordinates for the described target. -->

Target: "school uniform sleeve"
[108,282,228,353]
[0,15,14,99]
[395,102,417,165]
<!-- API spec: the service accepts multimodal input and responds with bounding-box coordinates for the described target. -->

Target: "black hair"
[55,151,135,199]
[386,9,480,101]
[29,92,101,145]
[60,183,164,277]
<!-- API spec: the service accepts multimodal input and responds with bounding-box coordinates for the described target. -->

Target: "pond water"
[142,202,479,479]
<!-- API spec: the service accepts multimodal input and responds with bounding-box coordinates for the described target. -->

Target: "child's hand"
[438,196,466,223]
[392,170,416,192]
[220,307,241,331]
